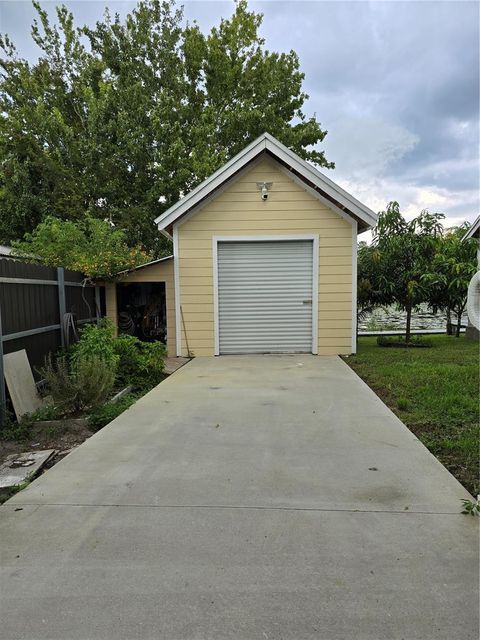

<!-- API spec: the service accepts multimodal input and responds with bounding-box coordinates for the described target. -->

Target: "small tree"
[422,225,477,337]
[13,216,149,279]
[371,202,444,343]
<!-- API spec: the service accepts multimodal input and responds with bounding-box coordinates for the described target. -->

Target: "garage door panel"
[217,240,314,354]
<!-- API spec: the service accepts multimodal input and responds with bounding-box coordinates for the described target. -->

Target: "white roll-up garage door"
[217,240,314,354]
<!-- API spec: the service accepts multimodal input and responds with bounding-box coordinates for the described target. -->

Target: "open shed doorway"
[116,282,166,343]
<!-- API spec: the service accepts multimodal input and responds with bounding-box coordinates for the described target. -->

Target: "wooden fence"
[0,258,105,424]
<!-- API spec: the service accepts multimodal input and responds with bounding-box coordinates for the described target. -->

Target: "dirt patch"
[0,419,94,503]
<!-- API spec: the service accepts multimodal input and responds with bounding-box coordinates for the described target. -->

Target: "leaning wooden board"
[3,349,43,420]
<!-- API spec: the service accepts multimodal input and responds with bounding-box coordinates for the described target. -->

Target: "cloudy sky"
[1,0,478,231]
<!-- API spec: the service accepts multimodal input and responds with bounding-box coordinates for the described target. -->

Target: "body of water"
[359,304,468,332]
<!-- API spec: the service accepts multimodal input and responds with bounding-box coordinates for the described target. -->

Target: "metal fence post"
[0,302,6,427]
[57,267,66,348]
[95,285,101,325]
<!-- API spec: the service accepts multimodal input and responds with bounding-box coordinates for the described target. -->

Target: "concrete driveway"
[1,356,478,639]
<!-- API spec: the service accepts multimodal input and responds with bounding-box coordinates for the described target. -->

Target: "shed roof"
[154,133,377,236]
[463,215,480,240]
[117,255,173,275]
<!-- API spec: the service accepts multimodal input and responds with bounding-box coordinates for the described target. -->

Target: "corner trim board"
[173,224,182,357]
[351,220,358,354]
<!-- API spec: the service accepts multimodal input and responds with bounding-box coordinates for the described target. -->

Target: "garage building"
[106,133,376,357]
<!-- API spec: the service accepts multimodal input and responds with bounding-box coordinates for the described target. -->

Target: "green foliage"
[360,202,445,342]
[461,498,480,516]
[421,225,477,337]
[0,0,332,252]
[70,320,165,392]
[40,353,115,414]
[13,216,149,279]
[397,397,411,412]
[1,418,33,442]
[71,319,119,371]
[28,404,62,421]
[348,335,479,495]
[376,335,433,348]
[113,334,166,391]
[88,393,138,432]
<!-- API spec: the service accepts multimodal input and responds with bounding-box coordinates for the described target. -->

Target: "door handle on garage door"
[302,300,312,305]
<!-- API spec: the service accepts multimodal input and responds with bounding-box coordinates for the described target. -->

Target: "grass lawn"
[346,335,479,496]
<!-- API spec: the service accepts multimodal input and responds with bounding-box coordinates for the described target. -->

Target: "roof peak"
[155,134,377,234]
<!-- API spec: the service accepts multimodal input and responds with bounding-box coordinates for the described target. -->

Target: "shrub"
[40,354,115,414]
[28,404,62,421]
[70,319,119,373]
[71,321,166,392]
[113,335,166,391]
[377,336,433,348]
[75,355,116,409]
[88,393,138,432]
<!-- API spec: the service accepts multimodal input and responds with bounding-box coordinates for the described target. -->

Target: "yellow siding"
[104,259,176,357]
[177,156,354,356]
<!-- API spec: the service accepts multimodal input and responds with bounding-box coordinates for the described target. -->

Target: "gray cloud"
[1,0,478,224]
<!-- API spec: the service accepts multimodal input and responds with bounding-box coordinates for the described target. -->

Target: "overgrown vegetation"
[88,393,139,432]
[0,320,167,438]
[36,320,166,418]
[40,353,115,414]
[13,216,149,279]
[114,334,166,390]
[347,335,479,495]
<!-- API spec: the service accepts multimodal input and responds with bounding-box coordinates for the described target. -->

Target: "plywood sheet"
[3,349,43,420]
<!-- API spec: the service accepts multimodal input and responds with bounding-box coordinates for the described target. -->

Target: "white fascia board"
[116,255,173,276]
[463,215,480,241]
[155,137,267,229]
[263,133,377,228]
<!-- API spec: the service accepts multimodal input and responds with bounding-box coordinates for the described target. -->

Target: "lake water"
[359,304,468,332]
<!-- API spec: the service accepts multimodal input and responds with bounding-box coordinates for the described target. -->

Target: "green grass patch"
[347,335,479,495]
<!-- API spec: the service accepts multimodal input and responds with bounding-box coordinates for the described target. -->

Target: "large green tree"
[364,201,445,343]
[0,0,333,253]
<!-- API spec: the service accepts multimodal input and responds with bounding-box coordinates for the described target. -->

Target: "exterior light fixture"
[256,181,272,201]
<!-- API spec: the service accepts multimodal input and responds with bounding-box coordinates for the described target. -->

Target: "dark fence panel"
[0,258,105,424]
[0,259,57,280]
[0,282,59,334]
[65,283,97,320]
[3,330,60,376]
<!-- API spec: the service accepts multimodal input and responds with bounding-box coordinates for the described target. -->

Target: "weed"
[377,335,433,348]
[88,394,138,432]
[461,497,480,516]
[397,397,411,411]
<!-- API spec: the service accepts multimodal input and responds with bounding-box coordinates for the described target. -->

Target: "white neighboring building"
[463,216,480,338]
[0,245,13,257]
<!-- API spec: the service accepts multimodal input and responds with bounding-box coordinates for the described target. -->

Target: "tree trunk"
[455,310,462,338]
[446,308,453,335]
[405,303,412,344]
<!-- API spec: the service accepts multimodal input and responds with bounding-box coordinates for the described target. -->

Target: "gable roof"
[154,133,377,236]
[463,215,480,240]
